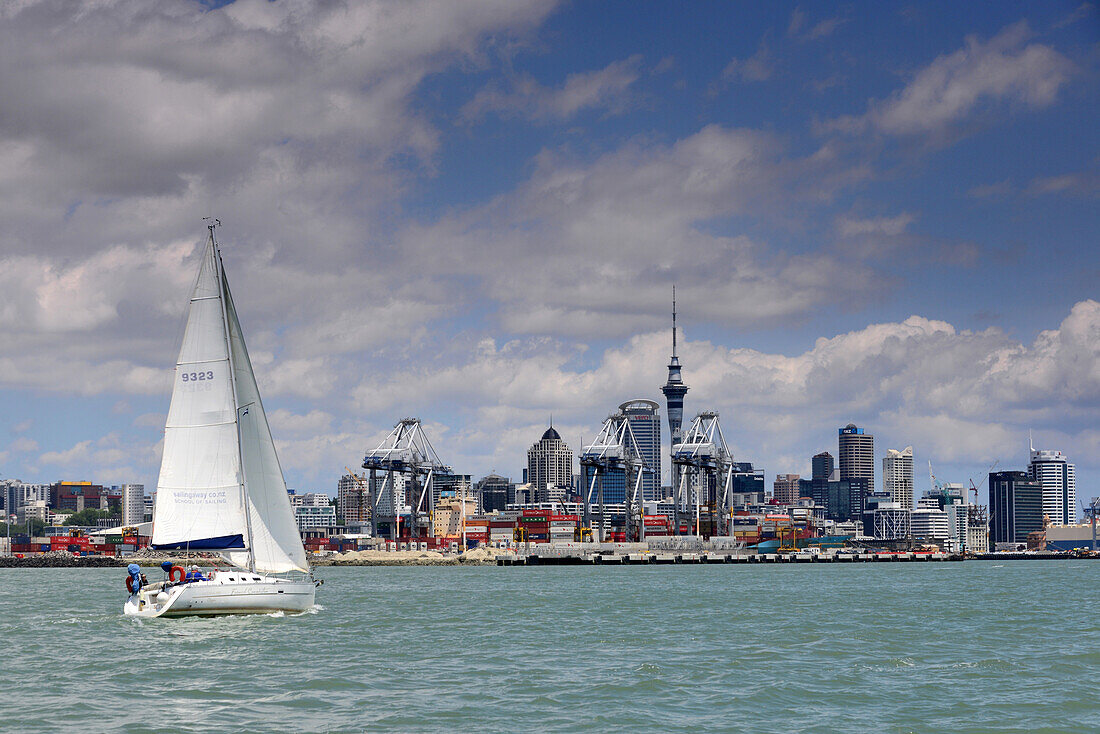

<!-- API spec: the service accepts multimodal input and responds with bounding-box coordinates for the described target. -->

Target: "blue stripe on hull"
[152,534,246,550]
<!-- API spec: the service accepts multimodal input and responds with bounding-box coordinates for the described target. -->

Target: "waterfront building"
[826,476,869,522]
[1027,444,1076,525]
[49,481,109,512]
[121,483,145,526]
[838,424,874,487]
[288,491,331,508]
[871,502,910,540]
[338,474,370,523]
[432,497,478,537]
[620,399,662,502]
[924,484,969,552]
[989,471,1044,545]
[773,474,801,505]
[475,474,513,513]
[883,446,914,511]
[18,499,50,524]
[811,452,834,510]
[967,519,989,554]
[295,504,336,531]
[910,497,950,543]
[731,463,766,503]
[17,482,50,509]
[527,425,573,501]
[373,472,409,518]
[433,474,474,509]
[861,490,895,536]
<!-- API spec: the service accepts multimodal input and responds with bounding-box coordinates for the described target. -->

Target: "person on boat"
[161,560,174,582]
[185,565,206,582]
[127,563,143,596]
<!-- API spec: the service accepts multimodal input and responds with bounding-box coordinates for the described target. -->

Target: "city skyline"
[0,2,1096,508]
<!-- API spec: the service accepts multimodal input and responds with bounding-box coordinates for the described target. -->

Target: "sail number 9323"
[182,371,215,382]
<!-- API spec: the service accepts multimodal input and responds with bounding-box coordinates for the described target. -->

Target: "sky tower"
[661,287,690,449]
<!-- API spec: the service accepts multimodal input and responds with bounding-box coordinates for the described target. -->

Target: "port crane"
[671,412,733,537]
[580,410,650,542]
[362,418,453,541]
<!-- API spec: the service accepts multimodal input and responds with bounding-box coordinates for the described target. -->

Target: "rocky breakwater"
[0,551,126,568]
[314,546,516,566]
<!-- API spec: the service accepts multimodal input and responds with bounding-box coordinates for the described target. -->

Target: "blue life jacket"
[127,563,142,595]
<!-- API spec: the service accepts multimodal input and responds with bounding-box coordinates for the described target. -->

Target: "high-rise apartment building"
[620,399,661,501]
[527,425,573,501]
[838,424,874,486]
[989,471,1044,546]
[338,474,371,523]
[1028,444,1076,525]
[121,484,145,526]
[773,474,801,505]
[883,446,914,511]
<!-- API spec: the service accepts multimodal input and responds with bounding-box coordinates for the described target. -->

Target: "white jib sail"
[219,264,309,574]
[152,238,251,550]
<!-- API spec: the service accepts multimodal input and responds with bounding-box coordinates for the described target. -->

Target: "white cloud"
[461,55,643,122]
[788,9,847,41]
[348,300,1100,482]
[398,124,873,336]
[720,40,773,84]
[826,22,1073,140]
[837,213,915,237]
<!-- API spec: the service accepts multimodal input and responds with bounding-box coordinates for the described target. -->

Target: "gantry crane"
[362,418,452,540]
[671,412,733,538]
[580,411,650,542]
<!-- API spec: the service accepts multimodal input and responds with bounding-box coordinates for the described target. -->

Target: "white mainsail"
[152,230,308,574]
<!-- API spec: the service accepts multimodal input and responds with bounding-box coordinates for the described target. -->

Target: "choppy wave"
[1,562,1098,733]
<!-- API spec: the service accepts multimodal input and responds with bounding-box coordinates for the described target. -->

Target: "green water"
[1,562,1097,733]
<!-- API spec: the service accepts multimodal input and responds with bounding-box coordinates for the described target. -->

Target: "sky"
[0,0,1097,512]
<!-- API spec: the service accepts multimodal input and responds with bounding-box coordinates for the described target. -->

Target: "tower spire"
[661,284,689,446]
[672,285,677,358]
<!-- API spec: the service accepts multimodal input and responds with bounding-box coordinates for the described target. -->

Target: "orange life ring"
[168,565,185,583]
[126,576,135,594]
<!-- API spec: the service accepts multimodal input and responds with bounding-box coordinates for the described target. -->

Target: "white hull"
[124,570,315,618]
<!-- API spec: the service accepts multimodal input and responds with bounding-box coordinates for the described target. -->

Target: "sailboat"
[125,222,318,617]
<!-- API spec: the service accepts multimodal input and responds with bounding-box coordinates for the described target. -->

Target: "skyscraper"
[475,474,513,513]
[838,424,874,484]
[989,470,1044,546]
[620,399,661,501]
[883,446,914,511]
[527,425,573,502]
[811,452,834,509]
[1028,443,1076,525]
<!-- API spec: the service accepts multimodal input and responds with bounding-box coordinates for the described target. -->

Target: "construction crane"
[968,460,999,502]
[580,410,650,542]
[671,412,733,538]
[362,418,453,541]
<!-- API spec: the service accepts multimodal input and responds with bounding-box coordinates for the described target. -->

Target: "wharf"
[498,550,963,565]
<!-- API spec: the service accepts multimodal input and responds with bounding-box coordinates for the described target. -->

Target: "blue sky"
[0,1,1097,512]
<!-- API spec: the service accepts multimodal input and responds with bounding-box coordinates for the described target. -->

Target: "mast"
[209,218,257,573]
